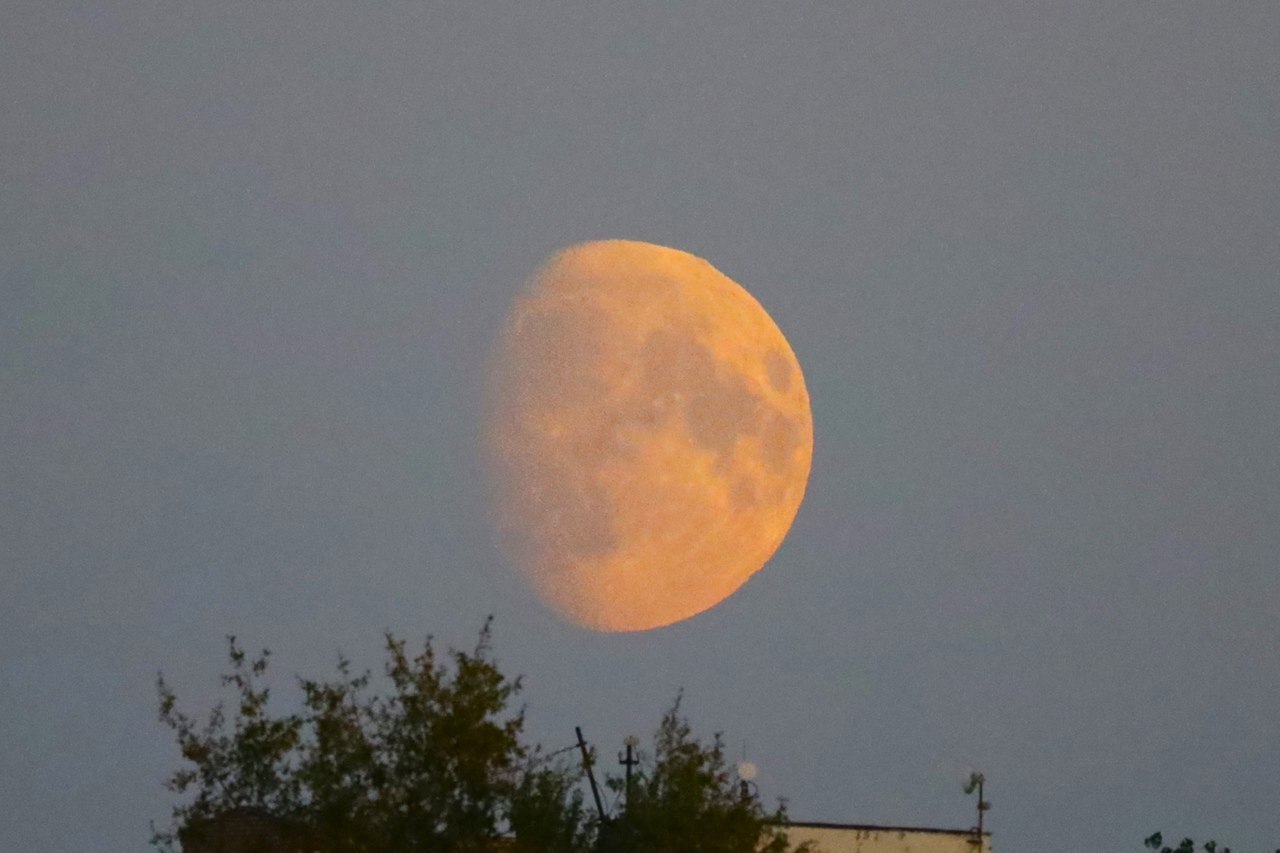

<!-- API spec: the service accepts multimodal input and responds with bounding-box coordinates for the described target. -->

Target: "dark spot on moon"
[639,328,802,491]
[731,477,759,509]
[641,329,762,459]
[686,381,763,459]
[764,350,792,393]
[758,407,801,474]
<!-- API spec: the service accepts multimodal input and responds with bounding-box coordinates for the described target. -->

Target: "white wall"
[786,824,991,853]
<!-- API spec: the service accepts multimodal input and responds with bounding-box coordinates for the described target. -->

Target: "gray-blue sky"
[3,3,1278,849]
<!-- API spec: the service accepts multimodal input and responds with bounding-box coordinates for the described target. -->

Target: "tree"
[153,619,589,852]
[1144,832,1279,853]
[1145,836,1226,853]
[600,693,813,853]
[154,622,807,852]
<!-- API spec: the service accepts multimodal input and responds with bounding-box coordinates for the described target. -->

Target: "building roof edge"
[782,820,990,837]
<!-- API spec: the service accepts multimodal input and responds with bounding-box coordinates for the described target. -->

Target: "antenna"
[963,771,990,848]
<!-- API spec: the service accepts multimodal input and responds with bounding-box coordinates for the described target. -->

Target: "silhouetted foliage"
[1145,831,1279,853]
[153,619,589,852]
[154,621,805,852]
[601,693,812,853]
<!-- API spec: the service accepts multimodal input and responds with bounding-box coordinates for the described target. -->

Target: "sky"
[2,3,1278,850]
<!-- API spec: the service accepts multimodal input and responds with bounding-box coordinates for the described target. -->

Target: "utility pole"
[575,726,608,826]
[618,736,639,811]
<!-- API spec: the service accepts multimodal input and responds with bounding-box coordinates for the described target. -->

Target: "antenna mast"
[963,772,990,848]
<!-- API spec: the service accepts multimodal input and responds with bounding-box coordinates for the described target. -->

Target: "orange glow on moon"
[485,240,813,632]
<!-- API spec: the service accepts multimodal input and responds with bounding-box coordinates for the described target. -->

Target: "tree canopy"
[1144,832,1279,853]
[153,620,804,852]
[600,694,801,853]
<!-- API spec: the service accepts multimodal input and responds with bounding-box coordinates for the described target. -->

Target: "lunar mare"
[485,240,813,632]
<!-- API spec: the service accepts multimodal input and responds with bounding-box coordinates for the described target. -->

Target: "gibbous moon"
[485,240,812,632]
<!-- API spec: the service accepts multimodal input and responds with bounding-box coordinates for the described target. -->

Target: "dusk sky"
[3,4,1278,850]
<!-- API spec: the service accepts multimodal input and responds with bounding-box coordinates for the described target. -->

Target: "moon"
[484,240,812,632]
